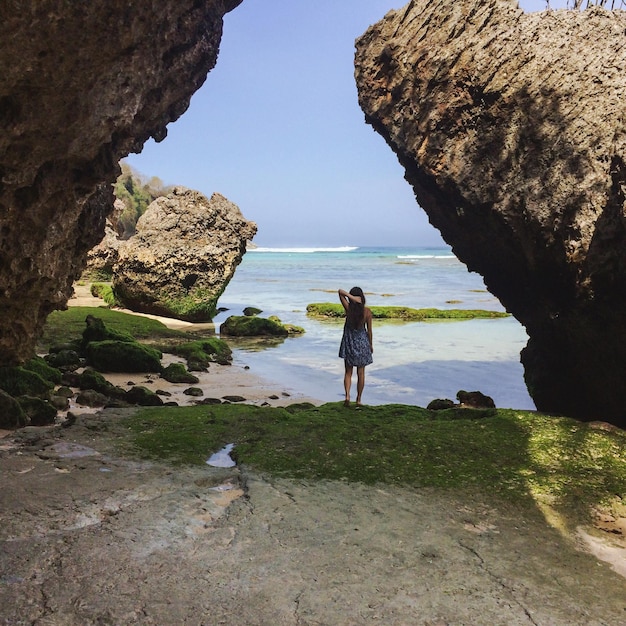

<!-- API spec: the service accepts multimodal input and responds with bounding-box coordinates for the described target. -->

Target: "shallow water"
[217,247,535,410]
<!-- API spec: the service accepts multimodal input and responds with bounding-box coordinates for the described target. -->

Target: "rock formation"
[113,188,256,321]
[0,0,242,366]
[355,0,626,424]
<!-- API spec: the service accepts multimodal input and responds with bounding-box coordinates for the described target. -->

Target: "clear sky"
[125,0,569,248]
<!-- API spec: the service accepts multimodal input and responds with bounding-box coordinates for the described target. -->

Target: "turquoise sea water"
[215,246,535,410]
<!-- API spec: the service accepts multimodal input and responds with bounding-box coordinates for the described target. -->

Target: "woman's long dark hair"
[346,286,366,329]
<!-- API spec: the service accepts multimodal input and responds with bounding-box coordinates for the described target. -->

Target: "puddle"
[210,483,235,492]
[206,443,236,468]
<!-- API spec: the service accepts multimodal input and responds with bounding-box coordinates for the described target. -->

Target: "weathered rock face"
[113,189,256,321]
[0,0,242,366]
[355,0,626,424]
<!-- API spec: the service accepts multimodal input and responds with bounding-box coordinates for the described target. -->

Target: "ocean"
[214,246,535,410]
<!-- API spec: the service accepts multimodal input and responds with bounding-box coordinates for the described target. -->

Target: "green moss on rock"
[81,314,135,348]
[0,389,27,428]
[162,363,200,384]
[91,283,117,306]
[17,396,57,426]
[0,366,54,398]
[125,386,163,406]
[86,340,162,373]
[169,338,233,369]
[23,356,63,384]
[306,303,510,321]
[220,315,289,337]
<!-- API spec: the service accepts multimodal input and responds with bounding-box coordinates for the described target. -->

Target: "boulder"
[0,0,242,366]
[112,188,257,321]
[220,315,289,337]
[355,0,626,425]
[85,340,162,374]
[0,367,54,398]
[17,396,57,426]
[170,338,233,370]
[161,363,200,384]
[457,390,496,410]
[85,221,123,277]
[125,386,164,406]
[0,390,27,429]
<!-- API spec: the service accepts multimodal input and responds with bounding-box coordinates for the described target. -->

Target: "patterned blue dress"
[339,323,373,367]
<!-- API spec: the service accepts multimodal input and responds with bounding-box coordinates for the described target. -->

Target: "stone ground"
[1,410,626,626]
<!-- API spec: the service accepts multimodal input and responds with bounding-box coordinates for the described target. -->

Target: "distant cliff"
[0,0,242,365]
[355,0,626,424]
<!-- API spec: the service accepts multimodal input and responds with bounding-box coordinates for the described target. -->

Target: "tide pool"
[216,247,534,410]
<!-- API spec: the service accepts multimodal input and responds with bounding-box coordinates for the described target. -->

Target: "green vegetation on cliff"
[114,162,171,238]
[306,303,510,321]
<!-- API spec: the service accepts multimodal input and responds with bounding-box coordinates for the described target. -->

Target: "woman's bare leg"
[356,366,365,405]
[344,363,353,405]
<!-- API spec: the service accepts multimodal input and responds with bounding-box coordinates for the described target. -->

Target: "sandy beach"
[65,284,324,410]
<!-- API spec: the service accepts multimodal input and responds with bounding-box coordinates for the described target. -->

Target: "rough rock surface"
[86,223,123,277]
[1,414,626,625]
[113,188,257,321]
[355,0,626,424]
[0,0,242,366]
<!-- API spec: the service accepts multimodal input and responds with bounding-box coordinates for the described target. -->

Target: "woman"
[338,287,373,407]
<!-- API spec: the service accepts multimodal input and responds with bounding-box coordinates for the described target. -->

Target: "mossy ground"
[307,302,510,321]
[122,403,626,528]
[38,307,189,352]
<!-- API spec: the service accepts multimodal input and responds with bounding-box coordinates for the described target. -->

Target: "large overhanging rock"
[0,0,242,366]
[355,0,626,424]
[113,188,257,321]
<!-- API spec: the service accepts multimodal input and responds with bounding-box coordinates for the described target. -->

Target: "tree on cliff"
[114,163,171,239]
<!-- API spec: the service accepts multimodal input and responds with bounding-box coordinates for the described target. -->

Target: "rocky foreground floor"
[1,410,625,626]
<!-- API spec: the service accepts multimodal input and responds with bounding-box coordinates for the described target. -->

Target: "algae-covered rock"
[86,340,162,373]
[243,307,262,317]
[17,396,57,426]
[0,366,54,398]
[161,363,200,384]
[23,356,63,384]
[0,389,27,428]
[457,390,496,409]
[125,386,163,406]
[79,368,114,394]
[170,338,232,370]
[49,394,70,411]
[44,349,82,369]
[307,303,508,321]
[431,407,497,420]
[268,316,305,335]
[76,389,109,408]
[427,399,455,411]
[220,315,289,337]
[81,314,134,348]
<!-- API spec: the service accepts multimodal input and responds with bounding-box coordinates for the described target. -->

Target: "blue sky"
[126,0,568,248]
